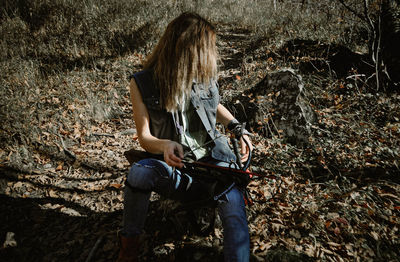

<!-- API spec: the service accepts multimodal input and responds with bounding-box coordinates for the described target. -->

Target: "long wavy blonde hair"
[144,12,218,112]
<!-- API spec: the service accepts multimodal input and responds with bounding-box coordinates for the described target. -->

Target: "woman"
[118,12,252,262]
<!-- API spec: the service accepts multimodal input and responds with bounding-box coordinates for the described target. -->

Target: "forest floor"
[1,23,400,262]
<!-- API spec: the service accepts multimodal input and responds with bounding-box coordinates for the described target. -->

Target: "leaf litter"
[0,23,399,262]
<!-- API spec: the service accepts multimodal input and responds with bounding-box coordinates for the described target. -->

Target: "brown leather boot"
[116,233,143,262]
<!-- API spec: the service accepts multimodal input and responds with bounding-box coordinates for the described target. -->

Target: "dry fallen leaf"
[334,227,341,236]
[325,221,332,229]
[3,232,17,248]
[56,164,63,171]
[110,183,122,189]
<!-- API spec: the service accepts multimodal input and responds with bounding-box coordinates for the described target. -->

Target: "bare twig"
[337,0,366,22]
[85,235,104,262]
[91,133,115,138]
[363,0,376,32]
[57,134,76,160]
[375,14,382,91]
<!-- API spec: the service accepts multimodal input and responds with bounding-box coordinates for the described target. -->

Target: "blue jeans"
[122,158,250,262]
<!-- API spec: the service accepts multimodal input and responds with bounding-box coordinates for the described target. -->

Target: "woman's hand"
[240,134,253,163]
[164,141,184,168]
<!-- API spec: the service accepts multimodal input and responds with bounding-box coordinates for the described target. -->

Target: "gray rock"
[229,69,316,146]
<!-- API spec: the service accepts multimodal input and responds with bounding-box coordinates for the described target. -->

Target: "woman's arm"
[216,104,235,127]
[216,104,253,162]
[130,79,183,167]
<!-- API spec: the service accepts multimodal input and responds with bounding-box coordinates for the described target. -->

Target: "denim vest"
[131,70,236,163]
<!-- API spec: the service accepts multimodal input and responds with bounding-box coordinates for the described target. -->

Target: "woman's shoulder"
[130,69,156,89]
[129,69,152,81]
[129,69,159,99]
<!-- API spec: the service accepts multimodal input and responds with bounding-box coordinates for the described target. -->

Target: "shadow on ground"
[0,194,228,262]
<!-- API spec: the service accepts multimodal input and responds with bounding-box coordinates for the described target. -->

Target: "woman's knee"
[127,160,160,190]
[218,188,247,222]
[127,158,173,189]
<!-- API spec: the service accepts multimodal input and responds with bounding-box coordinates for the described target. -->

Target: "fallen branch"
[57,134,76,161]
[85,235,104,262]
[91,133,115,138]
